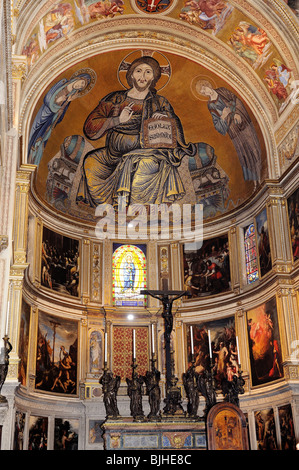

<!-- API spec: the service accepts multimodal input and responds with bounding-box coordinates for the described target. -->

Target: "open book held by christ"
[143,117,177,149]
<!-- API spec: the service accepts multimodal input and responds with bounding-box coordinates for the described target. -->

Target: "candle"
[208,330,212,359]
[236,336,240,364]
[133,329,136,359]
[190,325,194,355]
[104,332,107,363]
[151,324,155,354]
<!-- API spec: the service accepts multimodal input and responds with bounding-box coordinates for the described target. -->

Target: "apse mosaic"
[35,311,78,395]
[112,243,147,307]
[31,48,267,225]
[246,297,283,387]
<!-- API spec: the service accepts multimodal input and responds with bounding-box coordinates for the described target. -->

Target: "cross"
[140,290,190,389]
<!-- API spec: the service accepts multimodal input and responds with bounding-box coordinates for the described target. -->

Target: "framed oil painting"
[255,207,272,277]
[187,316,238,388]
[183,234,230,297]
[28,416,48,451]
[13,411,26,450]
[89,330,103,375]
[41,226,80,297]
[278,404,296,450]
[287,186,299,262]
[18,299,31,386]
[54,418,79,450]
[35,311,78,395]
[246,297,283,387]
[89,420,104,445]
[254,408,278,450]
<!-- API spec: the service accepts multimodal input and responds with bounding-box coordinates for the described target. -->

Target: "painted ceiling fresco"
[30,48,267,222]
[22,1,297,114]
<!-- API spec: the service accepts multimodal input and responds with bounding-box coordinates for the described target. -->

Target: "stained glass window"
[244,224,259,284]
[112,244,147,307]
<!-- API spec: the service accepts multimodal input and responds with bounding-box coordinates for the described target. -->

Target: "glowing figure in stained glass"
[113,244,147,307]
[244,224,259,284]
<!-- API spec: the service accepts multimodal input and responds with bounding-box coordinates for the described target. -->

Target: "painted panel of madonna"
[246,297,283,387]
[41,226,80,297]
[187,316,238,389]
[35,311,78,395]
[183,234,230,297]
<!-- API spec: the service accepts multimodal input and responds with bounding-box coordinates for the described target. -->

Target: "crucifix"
[141,289,190,414]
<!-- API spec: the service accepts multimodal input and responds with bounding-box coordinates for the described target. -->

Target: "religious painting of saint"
[246,297,283,387]
[255,207,272,277]
[89,330,103,375]
[35,311,78,395]
[18,299,31,386]
[183,234,230,297]
[13,411,26,450]
[228,21,272,70]
[287,186,299,262]
[112,243,147,307]
[264,59,292,102]
[278,404,296,450]
[88,420,104,444]
[54,418,79,450]
[41,226,80,297]
[187,317,238,389]
[179,0,234,35]
[254,409,278,450]
[81,0,125,20]
[42,3,75,46]
[28,416,48,451]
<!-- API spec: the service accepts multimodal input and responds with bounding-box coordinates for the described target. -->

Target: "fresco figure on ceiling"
[195,80,262,185]
[264,60,292,101]
[78,55,201,208]
[28,71,93,166]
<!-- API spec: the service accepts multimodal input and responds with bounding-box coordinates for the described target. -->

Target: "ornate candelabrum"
[197,359,217,420]
[126,357,145,422]
[99,361,121,419]
[221,363,245,408]
[183,354,200,419]
[0,336,13,403]
[143,353,161,420]
[163,349,185,417]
